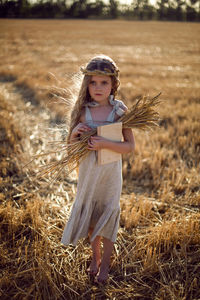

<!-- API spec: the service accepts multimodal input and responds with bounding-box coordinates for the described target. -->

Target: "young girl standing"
[61,55,135,283]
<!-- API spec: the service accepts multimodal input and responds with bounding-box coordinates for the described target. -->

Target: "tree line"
[0,0,199,22]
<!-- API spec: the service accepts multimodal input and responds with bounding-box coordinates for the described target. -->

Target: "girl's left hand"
[88,136,107,151]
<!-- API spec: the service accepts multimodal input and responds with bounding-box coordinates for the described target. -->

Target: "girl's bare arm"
[70,123,91,142]
[69,110,91,143]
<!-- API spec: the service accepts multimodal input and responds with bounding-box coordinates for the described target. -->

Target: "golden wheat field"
[0,19,200,299]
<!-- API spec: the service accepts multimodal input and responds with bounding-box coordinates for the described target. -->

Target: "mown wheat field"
[0,19,200,300]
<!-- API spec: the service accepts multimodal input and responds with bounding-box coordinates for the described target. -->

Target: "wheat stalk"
[35,93,161,180]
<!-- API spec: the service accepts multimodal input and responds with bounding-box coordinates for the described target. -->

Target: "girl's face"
[88,75,112,105]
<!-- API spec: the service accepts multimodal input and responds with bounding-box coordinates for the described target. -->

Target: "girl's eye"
[89,80,110,86]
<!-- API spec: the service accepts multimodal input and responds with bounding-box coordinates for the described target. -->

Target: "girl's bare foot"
[94,237,113,284]
[95,264,109,284]
[87,258,101,276]
[88,235,101,277]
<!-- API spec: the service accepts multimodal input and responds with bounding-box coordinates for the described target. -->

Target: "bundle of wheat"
[36,93,161,180]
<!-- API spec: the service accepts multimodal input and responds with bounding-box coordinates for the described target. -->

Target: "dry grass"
[0,19,200,299]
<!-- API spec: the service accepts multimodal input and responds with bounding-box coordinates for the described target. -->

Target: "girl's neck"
[93,98,110,107]
[97,103,110,107]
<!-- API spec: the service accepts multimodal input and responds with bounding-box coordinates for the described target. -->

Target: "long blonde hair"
[67,55,120,143]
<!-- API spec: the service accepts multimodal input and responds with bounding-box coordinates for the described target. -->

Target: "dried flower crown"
[80,66,119,77]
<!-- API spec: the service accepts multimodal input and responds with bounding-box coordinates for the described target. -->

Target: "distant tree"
[31,0,65,18]
[109,0,118,19]
[186,3,196,21]
[0,0,68,18]
[67,0,89,18]
[12,0,31,17]
[0,0,16,17]
[0,0,30,17]
[186,0,199,21]
[140,0,155,20]
[130,0,155,20]
[190,0,199,6]
[174,0,185,21]
[166,1,176,21]
[0,0,199,21]
[85,1,106,19]
[119,4,131,19]
[157,0,169,20]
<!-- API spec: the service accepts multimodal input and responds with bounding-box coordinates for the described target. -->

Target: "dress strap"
[85,106,93,122]
[107,99,127,122]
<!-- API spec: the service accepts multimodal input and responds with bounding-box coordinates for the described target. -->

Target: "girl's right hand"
[71,123,91,140]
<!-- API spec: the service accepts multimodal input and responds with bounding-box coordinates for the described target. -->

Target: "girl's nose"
[96,84,101,90]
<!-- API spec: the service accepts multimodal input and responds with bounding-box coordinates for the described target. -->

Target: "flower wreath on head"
[80,67,119,77]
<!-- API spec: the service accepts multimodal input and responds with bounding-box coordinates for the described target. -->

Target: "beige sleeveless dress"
[61,100,126,246]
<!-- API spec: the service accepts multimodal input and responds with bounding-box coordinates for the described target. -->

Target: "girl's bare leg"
[97,237,114,282]
[88,235,101,275]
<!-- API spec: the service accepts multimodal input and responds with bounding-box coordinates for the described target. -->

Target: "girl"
[61,55,135,284]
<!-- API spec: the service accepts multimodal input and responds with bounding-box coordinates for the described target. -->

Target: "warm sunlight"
[1,2,199,298]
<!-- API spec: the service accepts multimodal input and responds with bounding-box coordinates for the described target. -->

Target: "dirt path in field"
[0,79,52,165]
[2,78,63,146]
[0,78,77,201]
[0,81,44,148]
